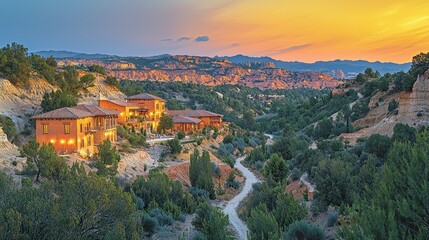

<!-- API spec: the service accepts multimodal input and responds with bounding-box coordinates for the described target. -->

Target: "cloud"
[273,44,311,55]
[178,36,191,42]
[195,36,209,42]
[161,38,173,42]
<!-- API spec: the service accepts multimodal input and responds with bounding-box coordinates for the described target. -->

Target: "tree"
[314,159,354,206]
[274,194,306,230]
[93,140,120,179]
[41,90,77,112]
[167,138,182,154]
[88,65,107,75]
[409,52,429,79]
[388,99,398,113]
[284,220,325,240]
[80,73,96,90]
[176,131,185,140]
[339,132,429,239]
[0,43,31,86]
[242,111,256,130]
[105,76,120,88]
[21,139,67,182]
[52,164,136,239]
[247,204,280,240]
[264,153,288,184]
[193,203,233,240]
[365,134,391,159]
[189,150,215,199]
[30,54,57,83]
[157,114,173,133]
[391,123,416,143]
[0,115,17,142]
[313,117,334,139]
[58,66,81,95]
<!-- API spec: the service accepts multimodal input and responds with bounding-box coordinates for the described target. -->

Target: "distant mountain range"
[35,50,411,75]
[219,55,411,75]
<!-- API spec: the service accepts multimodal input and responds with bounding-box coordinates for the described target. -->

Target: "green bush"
[177,131,185,139]
[222,135,234,144]
[388,100,399,113]
[284,220,325,240]
[142,215,159,234]
[88,65,107,75]
[0,115,17,141]
[326,211,338,227]
[167,138,182,154]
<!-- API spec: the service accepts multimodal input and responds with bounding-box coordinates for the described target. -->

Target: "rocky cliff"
[57,55,343,90]
[340,70,429,144]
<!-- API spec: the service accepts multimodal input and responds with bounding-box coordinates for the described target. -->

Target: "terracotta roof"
[126,93,165,101]
[172,115,201,124]
[73,105,120,116]
[167,109,223,118]
[105,100,139,107]
[32,107,95,119]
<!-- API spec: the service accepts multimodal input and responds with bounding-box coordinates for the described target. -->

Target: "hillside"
[41,53,343,90]
[0,72,124,138]
[221,55,411,76]
[340,69,429,144]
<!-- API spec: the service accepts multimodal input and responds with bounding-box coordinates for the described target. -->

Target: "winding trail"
[223,156,259,240]
[223,134,273,239]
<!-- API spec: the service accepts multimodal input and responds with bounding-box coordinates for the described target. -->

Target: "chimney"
[98,91,107,107]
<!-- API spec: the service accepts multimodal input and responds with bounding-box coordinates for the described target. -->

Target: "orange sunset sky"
[1,0,428,63]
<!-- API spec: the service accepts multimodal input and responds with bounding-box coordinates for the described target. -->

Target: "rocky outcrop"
[58,56,343,90]
[0,76,56,133]
[399,69,429,126]
[340,70,429,144]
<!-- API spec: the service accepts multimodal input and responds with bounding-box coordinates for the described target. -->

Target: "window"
[80,123,83,133]
[88,136,91,146]
[64,124,70,134]
[43,124,48,134]
[80,138,85,148]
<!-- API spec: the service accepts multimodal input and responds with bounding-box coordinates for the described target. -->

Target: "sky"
[1,0,428,63]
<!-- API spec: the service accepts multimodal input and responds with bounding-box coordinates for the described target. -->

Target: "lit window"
[88,136,91,146]
[80,123,83,133]
[43,124,48,134]
[80,138,85,148]
[64,124,70,134]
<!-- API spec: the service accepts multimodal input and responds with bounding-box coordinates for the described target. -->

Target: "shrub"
[163,200,181,220]
[223,156,235,168]
[326,211,339,227]
[388,100,399,113]
[189,187,210,200]
[177,131,185,140]
[135,197,145,210]
[149,208,174,226]
[178,213,186,223]
[223,135,234,144]
[284,220,325,240]
[88,65,107,75]
[196,138,203,145]
[290,168,303,181]
[167,138,182,154]
[142,215,159,234]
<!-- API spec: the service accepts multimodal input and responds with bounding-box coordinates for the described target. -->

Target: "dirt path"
[223,156,259,240]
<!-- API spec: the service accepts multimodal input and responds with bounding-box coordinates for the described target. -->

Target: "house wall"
[127,99,165,121]
[35,117,94,156]
[173,123,199,133]
[35,115,119,157]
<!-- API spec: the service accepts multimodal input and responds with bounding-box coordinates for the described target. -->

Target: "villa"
[32,105,119,157]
